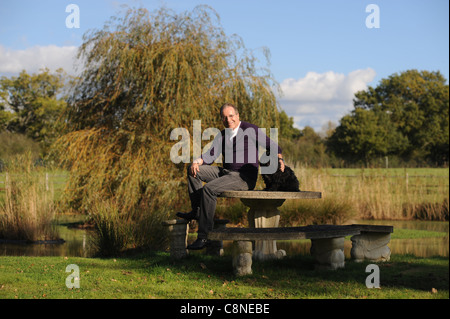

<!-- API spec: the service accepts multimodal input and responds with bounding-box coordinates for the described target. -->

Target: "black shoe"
[187,238,209,250]
[176,210,199,221]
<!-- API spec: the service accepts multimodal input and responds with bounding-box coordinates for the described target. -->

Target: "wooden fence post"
[405,173,409,192]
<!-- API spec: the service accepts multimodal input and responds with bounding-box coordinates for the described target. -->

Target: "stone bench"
[208,225,361,276]
[162,218,229,259]
[208,224,394,276]
[219,190,322,260]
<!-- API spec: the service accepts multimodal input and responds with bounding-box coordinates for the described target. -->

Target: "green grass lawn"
[391,228,448,239]
[0,252,447,300]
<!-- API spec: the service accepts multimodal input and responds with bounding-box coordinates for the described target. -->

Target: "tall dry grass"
[291,167,449,221]
[87,195,170,256]
[217,167,448,226]
[0,154,59,241]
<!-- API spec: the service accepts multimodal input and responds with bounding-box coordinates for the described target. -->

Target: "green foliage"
[0,68,68,154]
[0,131,41,163]
[278,110,301,139]
[0,106,14,129]
[328,70,449,166]
[327,107,407,164]
[280,126,333,167]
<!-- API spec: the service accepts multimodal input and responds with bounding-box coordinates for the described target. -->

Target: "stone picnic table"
[219,190,322,260]
[163,189,393,276]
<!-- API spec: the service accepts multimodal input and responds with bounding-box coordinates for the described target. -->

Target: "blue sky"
[0,0,448,131]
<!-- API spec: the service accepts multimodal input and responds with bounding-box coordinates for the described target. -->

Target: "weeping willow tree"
[54,6,281,252]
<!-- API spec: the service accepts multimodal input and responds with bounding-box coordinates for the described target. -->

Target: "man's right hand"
[190,162,200,177]
[190,159,203,177]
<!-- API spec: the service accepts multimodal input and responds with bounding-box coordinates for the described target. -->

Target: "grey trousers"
[187,165,256,239]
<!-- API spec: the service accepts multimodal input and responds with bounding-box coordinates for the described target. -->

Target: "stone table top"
[219,190,322,200]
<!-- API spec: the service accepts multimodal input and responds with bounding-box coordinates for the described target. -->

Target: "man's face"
[221,106,240,130]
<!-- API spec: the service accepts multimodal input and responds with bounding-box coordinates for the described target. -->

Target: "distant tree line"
[0,10,448,169]
[0,68,70,162]
[279,70,449,168]
[328,70,449,167]
[1,69,448,169]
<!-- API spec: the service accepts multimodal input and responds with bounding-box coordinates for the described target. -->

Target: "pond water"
[0,216,448,258]
[0,214,93,257]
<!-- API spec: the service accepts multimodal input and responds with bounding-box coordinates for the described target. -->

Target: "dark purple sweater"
[201,121,282,181]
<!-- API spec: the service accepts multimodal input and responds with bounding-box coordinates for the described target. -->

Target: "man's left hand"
[278,157,285,172]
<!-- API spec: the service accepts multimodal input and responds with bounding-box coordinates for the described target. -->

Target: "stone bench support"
[350,224,393,262]
[220,191,322,261]
[162,219,190,259]
[164,209,393,276]
[162,219,230,259]
[242,198,286,260]
[231,240,253,276]
[208,225,362,276]
[310,237,345,270]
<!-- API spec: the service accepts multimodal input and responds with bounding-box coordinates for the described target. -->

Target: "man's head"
[220,103,240,130]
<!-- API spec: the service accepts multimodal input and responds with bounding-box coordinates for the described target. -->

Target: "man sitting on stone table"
[177,103,284,250]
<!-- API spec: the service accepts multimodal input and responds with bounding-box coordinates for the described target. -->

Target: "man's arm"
[190,129,223,177]
[190,158,203,177]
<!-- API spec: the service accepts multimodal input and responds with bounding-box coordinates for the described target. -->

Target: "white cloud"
[0,45,79,75]
[279,68,376,132]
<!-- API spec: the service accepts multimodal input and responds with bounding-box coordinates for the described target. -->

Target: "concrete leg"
[232,240,253,276]
[162,219,189,259]
[310,237,345,270]
[351,232,391,262]
[242,198,286,261]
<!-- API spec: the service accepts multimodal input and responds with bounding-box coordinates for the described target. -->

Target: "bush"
[89,199,129,256]
[0,132,41,164]
[405,199,449,221]
[280,196,357,226]
[88,194,170,256]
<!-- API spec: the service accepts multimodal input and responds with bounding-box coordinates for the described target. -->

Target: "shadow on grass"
[117,250,449,297]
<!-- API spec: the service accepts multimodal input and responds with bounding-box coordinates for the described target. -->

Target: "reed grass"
[291,166,449,221]
[88,198,129,256]
[87,196,170,256]
[0,154,59,241]
[217,167,448,226]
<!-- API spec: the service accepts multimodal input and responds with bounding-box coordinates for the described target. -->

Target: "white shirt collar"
[229,121,241,140]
